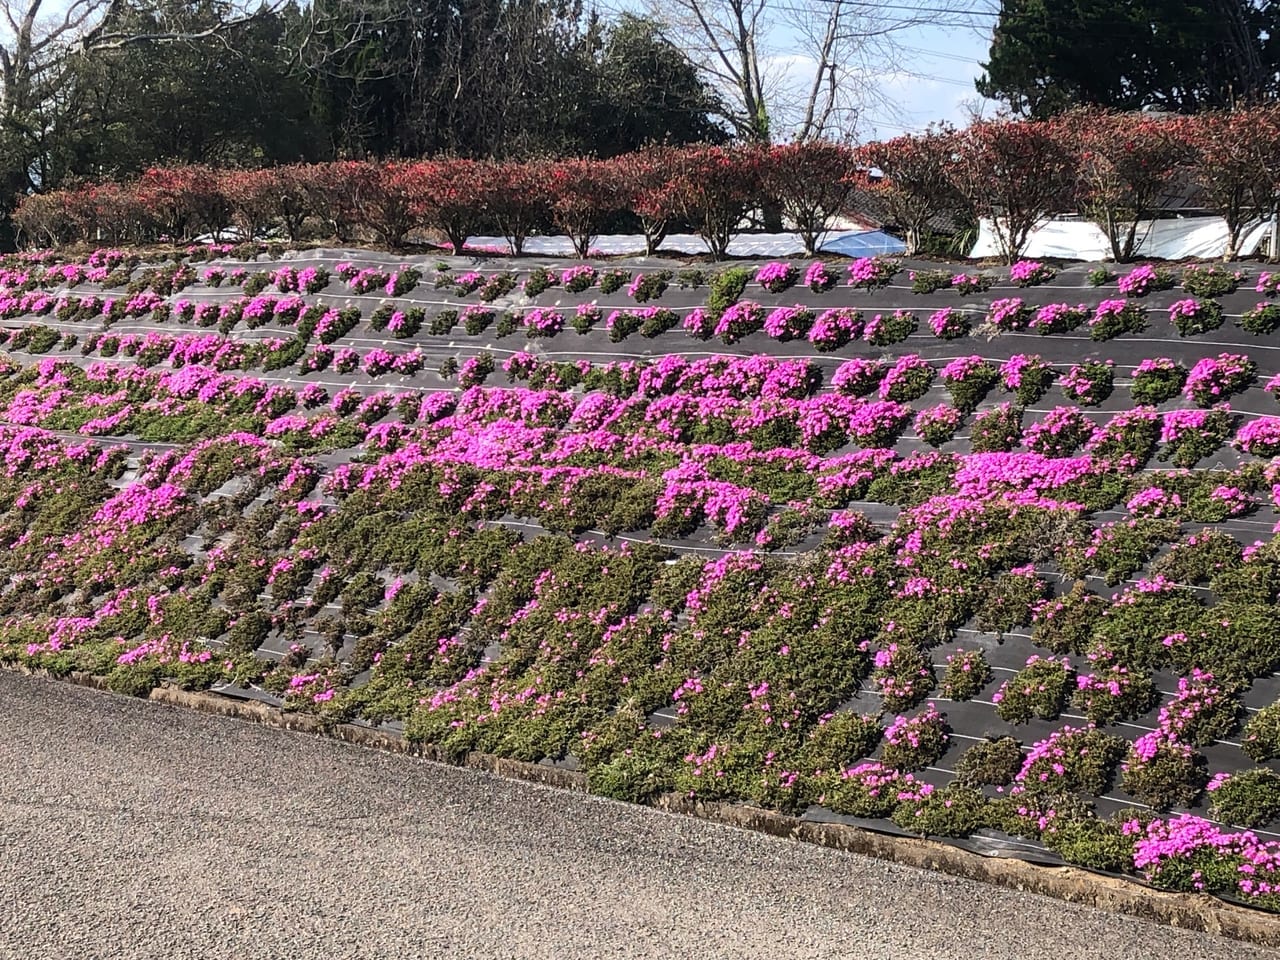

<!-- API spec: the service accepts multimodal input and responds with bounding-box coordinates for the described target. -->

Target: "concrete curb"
[653,796,1279,947]
[18,665,1280,948]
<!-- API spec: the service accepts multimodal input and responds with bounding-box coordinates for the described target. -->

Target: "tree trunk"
[762,200,784,233]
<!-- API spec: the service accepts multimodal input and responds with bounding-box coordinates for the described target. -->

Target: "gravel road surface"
[0,671,1267,960]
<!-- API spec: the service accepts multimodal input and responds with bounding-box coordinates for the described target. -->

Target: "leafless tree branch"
[631,0,984,141]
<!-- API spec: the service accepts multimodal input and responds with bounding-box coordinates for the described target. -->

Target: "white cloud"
[791,22,995,136]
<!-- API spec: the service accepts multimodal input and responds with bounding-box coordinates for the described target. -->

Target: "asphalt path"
[0,672,1267,960]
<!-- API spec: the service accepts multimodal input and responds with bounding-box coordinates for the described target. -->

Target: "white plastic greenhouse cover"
[968,216,1272,261]
[463,231,905,258]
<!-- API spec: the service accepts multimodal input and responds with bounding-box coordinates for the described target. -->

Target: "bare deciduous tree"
[636,0,982,142]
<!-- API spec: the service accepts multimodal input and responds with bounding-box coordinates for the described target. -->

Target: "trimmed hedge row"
[11,143,859,259]
[16,106,1280,263]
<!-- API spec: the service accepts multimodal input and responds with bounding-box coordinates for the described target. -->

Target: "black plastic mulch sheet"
[37,251,1280,892]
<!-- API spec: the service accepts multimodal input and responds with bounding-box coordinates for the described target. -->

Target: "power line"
[813,0,1001,16]
[889,69,981,88]
[804,0,1278,34]
[896,44,987,66]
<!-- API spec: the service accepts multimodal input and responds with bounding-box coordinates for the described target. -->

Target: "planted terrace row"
[13,297,1280,428]
[7,250,1280,302]
[16,286,1280,376]
[9,354,1280,477]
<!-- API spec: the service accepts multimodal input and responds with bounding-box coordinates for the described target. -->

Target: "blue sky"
[750,13,1002,141]
[858,23,1001,137]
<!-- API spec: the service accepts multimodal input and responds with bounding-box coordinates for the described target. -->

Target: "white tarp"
[968,216,1272,261]
[464,231,902,258]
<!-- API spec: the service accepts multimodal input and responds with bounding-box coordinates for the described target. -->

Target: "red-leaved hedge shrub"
[135,165,227,241]
[1177,109,1275,261]
[949,119,1077,264]
[856,127,965,257]
[1069,109,1189,262]
[547,158,627,258]
[667,144,764,259]
[762,141,858,256]
[302,162,372,244]
[17,110,1280,258]
[612,146,680,256]
[407,158,488,255]
[355,161,417,248]
[220,169,280,243]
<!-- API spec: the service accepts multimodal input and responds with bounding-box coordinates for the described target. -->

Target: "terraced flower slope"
[7,246,1280,907]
